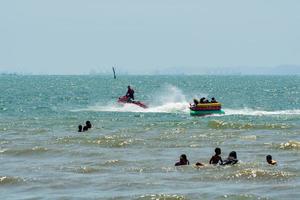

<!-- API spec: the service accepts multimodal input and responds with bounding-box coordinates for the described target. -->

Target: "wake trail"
[70,83,300,116]
[71,102,190,114]
[224,108,300,116]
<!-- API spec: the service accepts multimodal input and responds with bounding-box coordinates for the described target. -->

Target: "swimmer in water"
[83,121,92,132]
[266,155,277,165]
[209,147,223,165]
[86,121,92,129]
[83,126,88,132]
[175,154,190,166]
[78,125,83,132]
[221,151,238,165]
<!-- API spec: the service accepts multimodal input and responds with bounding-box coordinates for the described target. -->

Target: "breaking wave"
[1,146,49,156]
[0,176,25,185]
[208,120,291,130]
[279,140,300,150]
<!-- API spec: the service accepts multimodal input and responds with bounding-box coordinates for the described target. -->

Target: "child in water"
[83,121,92,132]
[78,125,83,132]
[209,147,223,165]
[221,151,238,165]
[266,155,277,165]
[175,154,190,166]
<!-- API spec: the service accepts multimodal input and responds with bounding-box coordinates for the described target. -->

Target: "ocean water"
[0,75,300,200]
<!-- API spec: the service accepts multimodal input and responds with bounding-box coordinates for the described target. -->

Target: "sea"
[0,75,300,200]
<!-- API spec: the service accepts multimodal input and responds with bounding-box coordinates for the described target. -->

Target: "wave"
[75,166,100,174]
[218,194,269,200]
[279,140,300,150]
[0,176,25,185]
[55,135,145,148]
[136,194,186,200]
[1,146,49,156]
[232,168,292,180]
[208,120,291,130]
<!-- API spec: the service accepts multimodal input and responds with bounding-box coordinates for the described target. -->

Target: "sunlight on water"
[1,75,300,199]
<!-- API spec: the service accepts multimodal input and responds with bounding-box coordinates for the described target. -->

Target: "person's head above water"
[180,154,188,162]
[175,154,189,166]
[78,125,82,132]
[229,151,237,159]
[128,85,131,89]
[86,121,92,129]
[266,154,277,165]
[215,147,221,155]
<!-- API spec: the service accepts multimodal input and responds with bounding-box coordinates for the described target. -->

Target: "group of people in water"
[77,86,134,132]
[193,97,218,106]
[175,147,277,167]
[78,121,92,132]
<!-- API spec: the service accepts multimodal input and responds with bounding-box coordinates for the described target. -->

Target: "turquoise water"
[1,75,300,199]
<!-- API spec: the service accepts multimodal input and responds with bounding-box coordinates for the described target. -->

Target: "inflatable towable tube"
[190,102,225,116]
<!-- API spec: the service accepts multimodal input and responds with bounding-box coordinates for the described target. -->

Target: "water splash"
[71,85,300,116]
[71,85,190,114]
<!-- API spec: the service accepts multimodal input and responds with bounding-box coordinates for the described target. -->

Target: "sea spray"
[71,84,190,113]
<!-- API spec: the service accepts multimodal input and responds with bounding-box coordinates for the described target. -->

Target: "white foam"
[72,102,189,114]
[224,108,300,116]
[71,84,300,116]
[71,84,190,114]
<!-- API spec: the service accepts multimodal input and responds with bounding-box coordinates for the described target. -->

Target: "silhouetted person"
[200,97,205,103]
[175,154,190,166]
[211,97,217,103]
[221,151,238,165]
[83,125,88,132]
[193,99,199,106]
[209,147,223,165]
[78,125,83,132]
[82,121,92,132]
[86,121,92,129]
[126,85,134,101]
[266,155,277,165]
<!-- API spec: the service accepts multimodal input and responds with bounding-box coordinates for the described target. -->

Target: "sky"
[0,0,300,75]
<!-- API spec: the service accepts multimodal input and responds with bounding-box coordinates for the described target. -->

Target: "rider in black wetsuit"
[126,85,135,102]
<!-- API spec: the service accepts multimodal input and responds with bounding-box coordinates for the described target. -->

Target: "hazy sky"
[0,0,300,74]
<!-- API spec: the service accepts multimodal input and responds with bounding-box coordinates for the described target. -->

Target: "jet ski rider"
[126,85,135,102]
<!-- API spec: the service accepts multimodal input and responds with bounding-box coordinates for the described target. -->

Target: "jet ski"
[117,96,148,109]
